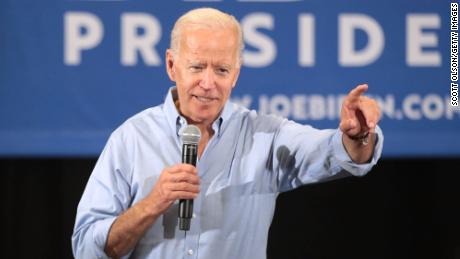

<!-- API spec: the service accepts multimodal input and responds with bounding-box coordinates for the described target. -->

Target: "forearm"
[342,132,376,164]
[104,198,160,258]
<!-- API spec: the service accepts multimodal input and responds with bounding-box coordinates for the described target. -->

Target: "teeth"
[195,96,213,102]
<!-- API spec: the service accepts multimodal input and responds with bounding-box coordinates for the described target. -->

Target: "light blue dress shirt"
[72,87,383,259]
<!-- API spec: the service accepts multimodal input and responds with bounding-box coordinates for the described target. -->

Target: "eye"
[189,65,203,73]
[216,67,229,75]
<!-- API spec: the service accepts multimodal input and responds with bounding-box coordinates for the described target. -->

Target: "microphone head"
[181,125,201,144]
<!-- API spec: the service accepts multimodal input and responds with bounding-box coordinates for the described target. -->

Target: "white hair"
[170,7,244,65]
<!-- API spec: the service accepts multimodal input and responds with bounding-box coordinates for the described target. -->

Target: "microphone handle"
[179,143,198,230]
[182,143,198,166]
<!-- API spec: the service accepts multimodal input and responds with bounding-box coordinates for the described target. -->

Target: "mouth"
[192,95,217,104]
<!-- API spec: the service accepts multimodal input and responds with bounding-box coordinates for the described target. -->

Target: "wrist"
[347,131,370,145]
[138,198,162,221]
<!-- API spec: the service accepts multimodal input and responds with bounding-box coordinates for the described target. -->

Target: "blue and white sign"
[0,0,458,157]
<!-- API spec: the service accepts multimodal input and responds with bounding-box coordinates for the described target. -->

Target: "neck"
[174,99,218,157]
[196,124,214,159]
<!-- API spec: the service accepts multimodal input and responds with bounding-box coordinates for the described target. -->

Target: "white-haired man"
[72,7,383,259]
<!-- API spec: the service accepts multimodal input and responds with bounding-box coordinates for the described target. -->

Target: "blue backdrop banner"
[0,0,458,157]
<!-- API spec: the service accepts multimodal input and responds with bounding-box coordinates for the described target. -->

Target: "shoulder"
[110,105,166,142]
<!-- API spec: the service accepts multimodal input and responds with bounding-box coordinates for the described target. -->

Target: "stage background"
[1,0,458,157]
[1,0,459,258]
[1,158,459,259]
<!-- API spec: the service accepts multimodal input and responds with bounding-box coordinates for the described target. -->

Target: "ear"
[165,49,176,81]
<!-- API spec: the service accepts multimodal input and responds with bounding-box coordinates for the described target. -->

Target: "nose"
[199,67,216,90]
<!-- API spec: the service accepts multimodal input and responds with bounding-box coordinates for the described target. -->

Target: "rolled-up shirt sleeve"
[72,126,134,259]
[72,217,117,259]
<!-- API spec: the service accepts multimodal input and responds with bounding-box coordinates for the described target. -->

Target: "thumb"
[340,118,357,133]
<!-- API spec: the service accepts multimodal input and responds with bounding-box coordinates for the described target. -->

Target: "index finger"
[168,163,198,174]
[348,84,368,100]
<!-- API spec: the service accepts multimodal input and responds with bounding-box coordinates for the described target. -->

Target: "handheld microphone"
[179,125,201,231]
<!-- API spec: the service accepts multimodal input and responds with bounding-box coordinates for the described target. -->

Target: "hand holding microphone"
[144,125,201,229]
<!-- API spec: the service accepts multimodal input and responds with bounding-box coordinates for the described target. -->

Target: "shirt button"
[188,249,194,255]
[192,213,196,218]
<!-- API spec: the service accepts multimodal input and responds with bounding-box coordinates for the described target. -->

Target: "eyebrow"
[186,60,233,69]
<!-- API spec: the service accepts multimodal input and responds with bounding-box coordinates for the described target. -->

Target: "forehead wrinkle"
[181,28,238,51]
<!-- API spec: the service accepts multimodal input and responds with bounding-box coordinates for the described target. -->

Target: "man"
[72,7,383,259]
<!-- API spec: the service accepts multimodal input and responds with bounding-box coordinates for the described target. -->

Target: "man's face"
[166,26,240,125]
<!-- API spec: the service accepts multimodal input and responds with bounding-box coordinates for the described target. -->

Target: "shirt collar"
[162,86,234,138]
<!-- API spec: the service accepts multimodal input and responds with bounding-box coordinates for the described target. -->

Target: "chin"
[191,110,218,123]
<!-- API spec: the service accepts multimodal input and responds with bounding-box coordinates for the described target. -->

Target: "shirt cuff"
[332,125,384,176]
[92,216,117,259]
